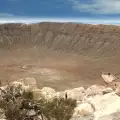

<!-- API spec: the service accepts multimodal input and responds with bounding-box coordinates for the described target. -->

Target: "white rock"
[18,77,37,89]
[89,92,120,118]
[103,87,113,94]
[41,87,56,94]
[62,87,85,101]
[27,109,36,116]
[54,92,61,98]
[40,87,56,100]
[32,87,56,101]
[72,87,85,93]
[10,81,30,94]
[0,85,8,96]
[65,90,84,101]
[101,73,116,84]
[22,65,28,69]
[54,91,67,99]
[22,85,30,91]
[85,85,105,97]
[73,103,94,116]
[10,81,24,88]
[94,111,120,120]
[0,85,8,90]
[115,84,120,96]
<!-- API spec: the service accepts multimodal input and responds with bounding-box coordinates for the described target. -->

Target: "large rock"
[73,103,94,116]
[10,81,24,88]
[94,111,120,120]
[102,87,113,95]
[37,86,85,101]
[41,87,56,95]
[40,87,56,100]
[87,92,120,118]
[71,102,95,120]
[18,77,37,89]
[32,87,56,101]
[32,87,56,100]
[27,109,36,116]
[101,72,116,84]
[85,85,105,97]
[10,81,30,93]
[62,87,85,101]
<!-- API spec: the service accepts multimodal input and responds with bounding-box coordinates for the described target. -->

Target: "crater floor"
[0,47,120,91]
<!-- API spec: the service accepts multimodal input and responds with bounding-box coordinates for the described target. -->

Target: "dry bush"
[0,85,77,120]
[38,97,76,120]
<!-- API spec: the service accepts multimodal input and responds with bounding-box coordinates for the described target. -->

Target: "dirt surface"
[0,22,120,91]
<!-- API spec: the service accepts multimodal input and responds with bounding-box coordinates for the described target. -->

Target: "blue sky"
[0,0,120,24]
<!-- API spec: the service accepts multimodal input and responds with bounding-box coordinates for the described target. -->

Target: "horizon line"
[0,18,120,25]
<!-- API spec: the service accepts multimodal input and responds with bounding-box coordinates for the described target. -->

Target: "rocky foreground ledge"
[0,77,120,120]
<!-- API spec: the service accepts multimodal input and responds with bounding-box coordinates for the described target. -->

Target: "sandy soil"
[0,47,120,91]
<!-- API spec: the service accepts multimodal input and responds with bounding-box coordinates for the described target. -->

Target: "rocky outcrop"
[0,77,120,120]
[101,72,116,84]
[60,87,85,101]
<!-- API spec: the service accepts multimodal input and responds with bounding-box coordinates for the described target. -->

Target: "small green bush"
[38,97,77,120]
[0,85,77,120]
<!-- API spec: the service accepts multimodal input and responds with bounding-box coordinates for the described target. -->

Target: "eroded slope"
[0,22,120,57]
[0,22,120,90]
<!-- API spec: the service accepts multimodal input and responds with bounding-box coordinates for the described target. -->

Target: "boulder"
[18,77,37,89]
[27,109,36,116]
[10,81,24,88]
[39,87,85,101]
[101,72,116,84]
[72,87,85,93]
[102,87,113,95]
[88,92,120,118]
[40,87,56,100]
[85,85,105,97]
[41,87,56,95]
[94,111,120,120]
[62,87,85,101]
[10,81,30,93]
[73,103,94,116]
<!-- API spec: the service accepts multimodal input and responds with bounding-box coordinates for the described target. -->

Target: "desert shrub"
[38,97,77,120]
[0,85,77,120]
[22,89,33,100]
